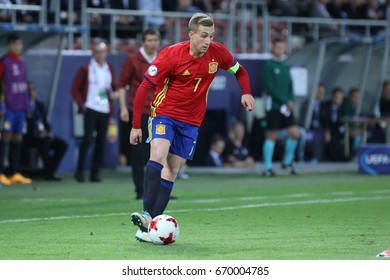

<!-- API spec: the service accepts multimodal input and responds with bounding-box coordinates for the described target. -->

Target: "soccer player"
[262,39,300,177]
[118,29,160,200]
[0,34,32,185]
[129,13,255,242]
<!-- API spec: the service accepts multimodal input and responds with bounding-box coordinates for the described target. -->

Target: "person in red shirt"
[118,29,160,200]
[129,13,255,242]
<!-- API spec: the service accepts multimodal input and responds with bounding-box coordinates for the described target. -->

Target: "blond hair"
[188,13,214,32]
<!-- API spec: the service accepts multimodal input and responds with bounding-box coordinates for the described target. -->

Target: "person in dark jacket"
[24,82,68,181]
[320,87,347,161]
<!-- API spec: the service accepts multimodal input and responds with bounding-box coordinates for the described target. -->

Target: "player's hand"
[129,128,142,145]
[241,94,255,112]
[120,107,129,122]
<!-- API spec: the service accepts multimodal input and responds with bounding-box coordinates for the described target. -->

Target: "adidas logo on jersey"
[182,70,190,75]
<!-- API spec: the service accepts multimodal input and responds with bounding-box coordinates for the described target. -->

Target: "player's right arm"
[218,44,254,112]
[130,78,154,145]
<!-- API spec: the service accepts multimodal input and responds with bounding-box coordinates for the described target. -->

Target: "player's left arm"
[218,44,254,112]
[227,61,255,112]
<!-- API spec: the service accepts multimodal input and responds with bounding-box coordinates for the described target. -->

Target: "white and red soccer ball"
[148,214,180,245]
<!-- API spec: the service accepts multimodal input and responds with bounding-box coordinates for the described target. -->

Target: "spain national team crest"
[156,123,166,135]
[208,62,218,74]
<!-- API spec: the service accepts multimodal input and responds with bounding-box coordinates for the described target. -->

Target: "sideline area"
[117,162,359,176]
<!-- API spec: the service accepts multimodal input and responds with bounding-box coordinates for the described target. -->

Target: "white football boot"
[134,229,152,243]
[130,211,152,232]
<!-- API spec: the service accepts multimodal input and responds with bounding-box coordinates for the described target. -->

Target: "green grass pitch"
[0,170,389,260]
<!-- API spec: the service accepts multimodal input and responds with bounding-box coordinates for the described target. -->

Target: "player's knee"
[150,149,167,164]
[162,166,180,181]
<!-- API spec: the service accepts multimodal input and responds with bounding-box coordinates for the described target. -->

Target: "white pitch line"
[1,195,390,224]
[370,189,390,194]
[285,193,310,198]
[191,196,267,203]
[328,191,355,196]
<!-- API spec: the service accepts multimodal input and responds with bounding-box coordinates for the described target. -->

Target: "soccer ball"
[148,214,180,245]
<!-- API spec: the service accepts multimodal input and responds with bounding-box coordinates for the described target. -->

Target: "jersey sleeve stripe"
[144,74,157,86]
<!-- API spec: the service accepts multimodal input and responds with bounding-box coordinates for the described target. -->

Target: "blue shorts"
[148,116,199,160]
[1,109,26,134]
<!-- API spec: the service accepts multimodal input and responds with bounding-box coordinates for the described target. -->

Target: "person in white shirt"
[71,42,118,182]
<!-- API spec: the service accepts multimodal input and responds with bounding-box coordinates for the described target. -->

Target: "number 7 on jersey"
[194,78,202,92]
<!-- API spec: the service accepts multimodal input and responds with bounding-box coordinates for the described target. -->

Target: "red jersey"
[144,41,236,127]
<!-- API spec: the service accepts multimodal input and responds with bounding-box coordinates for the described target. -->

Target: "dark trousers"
[24,135,68,176]
[127,112,150,197]
[76,108,109,178]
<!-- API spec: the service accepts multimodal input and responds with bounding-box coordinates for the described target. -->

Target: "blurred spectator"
[0,0,40,23]
[310,0,339,37]
[204,134,226,167]
[300,83,326,162]
[10,0,41,23]
[88,0,111,39]
[162,0,225,12]
[193,0,212,12]
[268,0,299,16]
[0,1,11,22]
[361,0,386,38]
[341,87,360,116]
[210,0,229,12]
[341,87,362,157]
[162,0,177,11]
[110,0,139,39]
[300,83,326,130]
[320,87,347,161]
[267,0,312,17]
[47,0,81,25]
[224,120,255,168]
[327,0,348,18]
[341,0,365,35]
[71,42,118,183]
[341,0,365,19]
[379,80,390,116]
[24,82,68,181]
[177,0,204,13]
[137,0,165,30]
